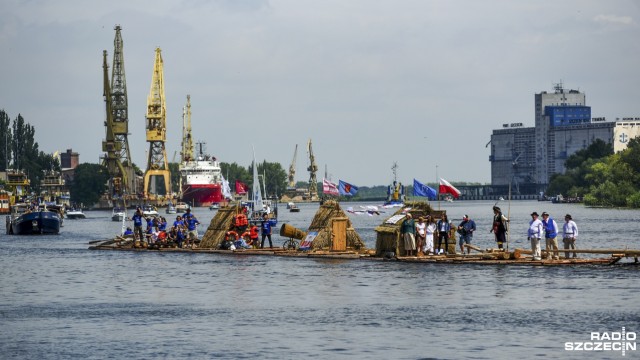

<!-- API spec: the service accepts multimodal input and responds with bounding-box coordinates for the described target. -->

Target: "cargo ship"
[179,143,223,207]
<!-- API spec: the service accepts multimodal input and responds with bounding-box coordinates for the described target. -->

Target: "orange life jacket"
[234,214,248,227]
[249,226,259,239]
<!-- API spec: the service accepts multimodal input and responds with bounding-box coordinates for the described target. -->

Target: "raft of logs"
[88,237,640,266]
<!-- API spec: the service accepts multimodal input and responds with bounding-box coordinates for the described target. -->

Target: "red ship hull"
[181,184,223,207]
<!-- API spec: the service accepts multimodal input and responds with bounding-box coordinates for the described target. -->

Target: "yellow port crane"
[287,144,297,189]
[142,47,171,202]
[101,49,129,200]
[101,25,135,201]
[181,95,194,163]
[306,139,319,200]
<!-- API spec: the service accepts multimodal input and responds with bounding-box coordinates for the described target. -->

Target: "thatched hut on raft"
[199,202,246,249]
[374,201,452,256]
[300,200,365,251]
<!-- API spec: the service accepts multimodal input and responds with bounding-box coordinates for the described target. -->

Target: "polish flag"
[439,178,461,199]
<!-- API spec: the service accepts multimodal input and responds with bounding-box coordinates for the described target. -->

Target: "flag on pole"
[439,178,461,199]
[221,175,232,199]
[235,180,248,195]
[323,178,339,196]
[413,179,437,200]
[338,180,358,196]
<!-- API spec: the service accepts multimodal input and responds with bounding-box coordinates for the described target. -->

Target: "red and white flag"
[235,180,248,195]
[439,178,461,199]
[323,178,339,196]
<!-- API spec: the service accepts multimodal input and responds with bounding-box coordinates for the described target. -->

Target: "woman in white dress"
[424,216,436,255]
[415,217,426,256]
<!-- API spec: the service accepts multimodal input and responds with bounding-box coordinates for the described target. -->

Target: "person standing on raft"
[490,206,509,250]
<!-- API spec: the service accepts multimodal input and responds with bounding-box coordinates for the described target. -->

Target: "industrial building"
[490,83,640,196]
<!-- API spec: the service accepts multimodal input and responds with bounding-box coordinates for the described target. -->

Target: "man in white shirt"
[528,212,544,261]
[562,214,579,259]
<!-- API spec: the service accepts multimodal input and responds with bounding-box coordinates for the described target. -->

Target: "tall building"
[490,83,638,195]
[60,148,79,169]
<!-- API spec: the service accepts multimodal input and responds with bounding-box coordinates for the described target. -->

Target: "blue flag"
[338,180,358,196]
[413,179,437,200]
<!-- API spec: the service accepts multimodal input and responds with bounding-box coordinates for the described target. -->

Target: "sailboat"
[248,147,277,226]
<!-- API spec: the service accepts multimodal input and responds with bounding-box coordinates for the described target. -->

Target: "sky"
[1,0,639,187]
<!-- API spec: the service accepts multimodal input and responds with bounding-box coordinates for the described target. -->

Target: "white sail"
[221,174,232,199]
[252,146,264,210]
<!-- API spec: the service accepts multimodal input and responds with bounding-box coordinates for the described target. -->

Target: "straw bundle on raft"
[374,201,445,256]
[306,200,365,250]
[199,203,242,249]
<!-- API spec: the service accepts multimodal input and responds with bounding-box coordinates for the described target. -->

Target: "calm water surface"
[1,200,639,359]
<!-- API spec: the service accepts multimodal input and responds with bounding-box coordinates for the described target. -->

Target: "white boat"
[209,203,219,210]
[111,207,125,222]
[175,202,190,212]
[66,208,86,219]
[142,205,158,217]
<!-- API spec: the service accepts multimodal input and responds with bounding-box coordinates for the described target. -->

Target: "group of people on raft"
[220,210,275,251]
[124,206,200,249]
[401,205,579,260]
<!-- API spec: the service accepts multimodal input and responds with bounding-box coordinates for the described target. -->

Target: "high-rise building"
[490,83,638,195]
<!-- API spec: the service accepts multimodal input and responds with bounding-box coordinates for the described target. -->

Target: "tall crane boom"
[101,49,128,200]
[143,47,171,202]
[287,144,297,189]
[181,95,194,162]
[306,139,318,200]
[109,25,134,197]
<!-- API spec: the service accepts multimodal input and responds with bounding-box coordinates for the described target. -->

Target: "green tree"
[0,110,10,171]
[168,162,180,193]
[220,162,251,190]
[70,163,110,206]
[254,161,287,199]
[565,139,613,169]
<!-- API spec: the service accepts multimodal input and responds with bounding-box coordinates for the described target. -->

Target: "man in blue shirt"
[131,208,144,241]
[185,215,200,247]
[260,213,273,249]
[457,215,476,254]
[183,208,194,222]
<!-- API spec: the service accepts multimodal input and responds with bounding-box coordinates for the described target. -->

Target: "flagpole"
[436,165,440,210]
[507,177,512,252]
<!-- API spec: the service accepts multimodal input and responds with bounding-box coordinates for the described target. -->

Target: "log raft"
[89,239,636,266]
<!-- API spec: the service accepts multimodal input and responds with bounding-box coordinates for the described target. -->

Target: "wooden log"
[515,248,640,256]
[463,244,485,253]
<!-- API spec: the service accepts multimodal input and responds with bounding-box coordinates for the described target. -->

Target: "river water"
[1,200,638,359]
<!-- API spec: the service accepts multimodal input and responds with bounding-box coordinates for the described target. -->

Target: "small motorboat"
[289,204,300,213]
[209,203,220,210]
[175,202,190,212]
[142,205,159,217]
[66,208,86,219]
[111,207,125,222]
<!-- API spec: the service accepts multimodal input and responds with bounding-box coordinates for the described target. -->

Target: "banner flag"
[439,178,461,199]
[235,180,248,195]
[323,178,339,196]
[338,180,358,196]
[413,178,437,200]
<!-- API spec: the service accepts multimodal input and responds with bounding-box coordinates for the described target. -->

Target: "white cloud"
[593,14,633,26]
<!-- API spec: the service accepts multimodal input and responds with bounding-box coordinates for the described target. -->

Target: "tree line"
[0,109,59,193]
[547,138,640,207]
